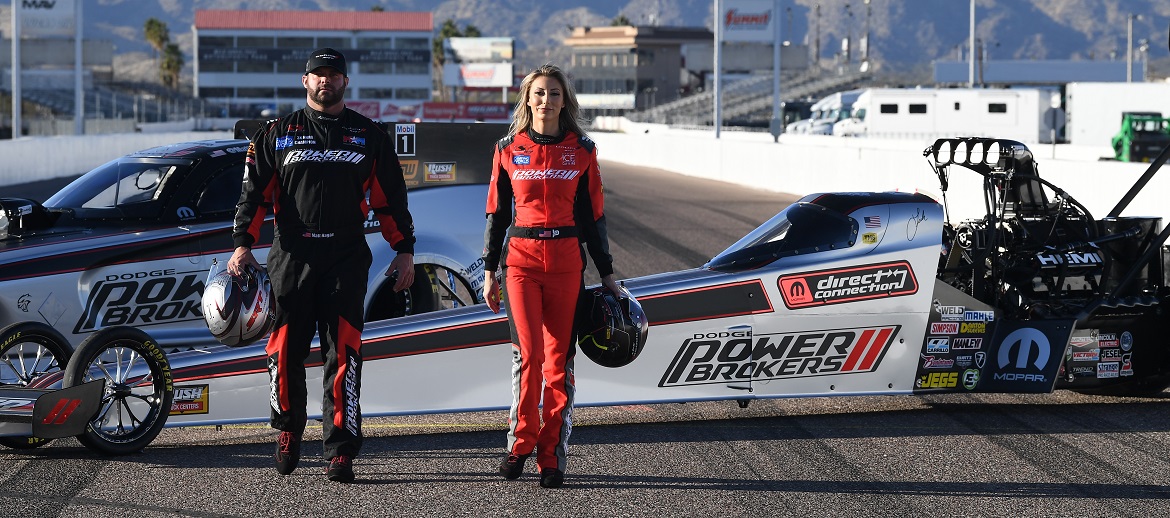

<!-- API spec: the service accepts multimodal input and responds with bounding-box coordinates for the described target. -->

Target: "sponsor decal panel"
[931,322,959,335]
[659,325,900,387]
[921,355,954,369]
[777,261,918,310]
[424,162,457,182]
[917,371,959,389]
[952,337,983,350]
[170,384,210,415]
[964,311,995,322]
[1097,362,1120,379]
[960,322,987,334]
[936,305,965,321]
[962,369,980,390]
[400,159,419,186]
[1071,349,1099,362]
[1100,347,1122,361]
[925,337,950,354]
[980,321,1070,392]
[75,269,205,333]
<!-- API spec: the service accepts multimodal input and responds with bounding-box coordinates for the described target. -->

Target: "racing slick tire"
[366,264,440,322]
[63,326,173,455]
[0,321,73,450]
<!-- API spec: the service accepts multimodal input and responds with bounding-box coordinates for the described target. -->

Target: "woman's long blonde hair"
[508,63,587,138]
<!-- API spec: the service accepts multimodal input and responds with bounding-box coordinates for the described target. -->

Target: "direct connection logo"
[777,261,917,309]
[658,325,900,387]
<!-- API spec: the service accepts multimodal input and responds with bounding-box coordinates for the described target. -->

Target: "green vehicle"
[1111,111,1170,162]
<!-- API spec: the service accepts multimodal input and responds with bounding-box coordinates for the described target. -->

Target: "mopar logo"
[75,271,205,333]
[659,325,900,387]
[993,327,1050,383]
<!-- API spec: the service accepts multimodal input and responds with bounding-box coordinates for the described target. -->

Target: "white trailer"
[785,90,862,135]
[833,88,1057,143]
[1065,82,1170,147]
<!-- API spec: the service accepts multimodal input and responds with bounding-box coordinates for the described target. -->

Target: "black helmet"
[576,284,648,368]
[202,262,275,347]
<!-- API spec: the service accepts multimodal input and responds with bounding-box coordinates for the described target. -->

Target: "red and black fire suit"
[233,106,414,460]
[482,129,613,474]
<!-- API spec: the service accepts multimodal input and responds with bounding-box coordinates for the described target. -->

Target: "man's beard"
[310,85,344,109]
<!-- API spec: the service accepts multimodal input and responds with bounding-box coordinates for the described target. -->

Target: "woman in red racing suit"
[482,64,620,489]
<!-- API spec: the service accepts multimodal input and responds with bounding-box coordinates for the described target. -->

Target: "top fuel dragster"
[0,136,1166,455]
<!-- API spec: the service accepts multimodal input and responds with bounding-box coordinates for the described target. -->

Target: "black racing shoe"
[539,468,564,488]
[498,453,530,480]
[274,431,301,475]
[326,455,355,483]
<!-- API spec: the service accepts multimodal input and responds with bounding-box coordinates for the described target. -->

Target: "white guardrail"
[589,117,1169,225]
[0,117,1166,227]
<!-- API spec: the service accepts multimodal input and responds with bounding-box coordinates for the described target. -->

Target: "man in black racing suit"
[228,48,415,483]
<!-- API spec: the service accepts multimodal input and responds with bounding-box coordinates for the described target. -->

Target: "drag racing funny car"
[0,122,505,354]
[0,136,1167,455]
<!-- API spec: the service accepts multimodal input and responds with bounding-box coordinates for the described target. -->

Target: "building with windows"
[563,25,713,115]
[193,10,433,116]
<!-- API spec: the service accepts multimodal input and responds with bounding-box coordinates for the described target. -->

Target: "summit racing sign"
[659,325,900,387]
[777,261,918,309]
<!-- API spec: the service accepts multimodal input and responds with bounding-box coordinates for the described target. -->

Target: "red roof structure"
[194,10,433,31]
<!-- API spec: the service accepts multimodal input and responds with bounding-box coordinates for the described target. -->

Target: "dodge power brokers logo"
[659,325,901,387]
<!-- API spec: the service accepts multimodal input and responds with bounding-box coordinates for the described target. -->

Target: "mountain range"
[1,0,1168,82]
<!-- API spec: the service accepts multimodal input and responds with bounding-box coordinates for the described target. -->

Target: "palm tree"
[144,18,169,61]
[161,43,184,90]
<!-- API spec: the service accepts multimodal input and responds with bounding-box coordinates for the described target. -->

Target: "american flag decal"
[864,216,882,228]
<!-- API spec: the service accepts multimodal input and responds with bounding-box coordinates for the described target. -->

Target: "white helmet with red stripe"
[202,262,275,347]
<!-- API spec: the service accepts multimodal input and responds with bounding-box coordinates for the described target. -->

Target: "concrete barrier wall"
[0,131,233,187]
[0,122,1165,228]
[589,118,1168,225]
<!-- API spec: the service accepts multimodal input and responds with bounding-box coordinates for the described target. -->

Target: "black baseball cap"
[305,47,347,76]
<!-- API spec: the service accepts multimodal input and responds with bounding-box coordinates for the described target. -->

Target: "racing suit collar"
[526,128,566,145]
[304,105,342,123]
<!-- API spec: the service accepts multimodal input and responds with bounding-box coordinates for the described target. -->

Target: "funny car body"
[0,136,1167,455]
[0,122,504,355]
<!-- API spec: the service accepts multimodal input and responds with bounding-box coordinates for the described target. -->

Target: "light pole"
[814,4,820,65]
[844,3,853,63]
[1139,38,1149,82]
[862,0,871,64]
[1127,14,1142,83]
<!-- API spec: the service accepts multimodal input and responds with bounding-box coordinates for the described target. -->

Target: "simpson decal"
[777,262,917,309]
[659,325,900,387]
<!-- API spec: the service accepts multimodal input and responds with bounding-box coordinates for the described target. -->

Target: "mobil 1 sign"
[395,124,416,156]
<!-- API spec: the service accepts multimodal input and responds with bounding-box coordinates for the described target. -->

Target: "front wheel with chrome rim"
[62,326,173,455]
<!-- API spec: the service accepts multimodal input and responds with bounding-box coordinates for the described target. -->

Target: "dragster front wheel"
[63,326,173,455]
[0,321,73,450]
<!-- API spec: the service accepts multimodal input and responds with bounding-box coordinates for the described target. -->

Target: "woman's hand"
[484,271,500,313]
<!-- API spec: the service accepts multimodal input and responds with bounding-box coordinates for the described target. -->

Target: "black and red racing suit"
[233,106,414,460]
[482,129,613,474]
